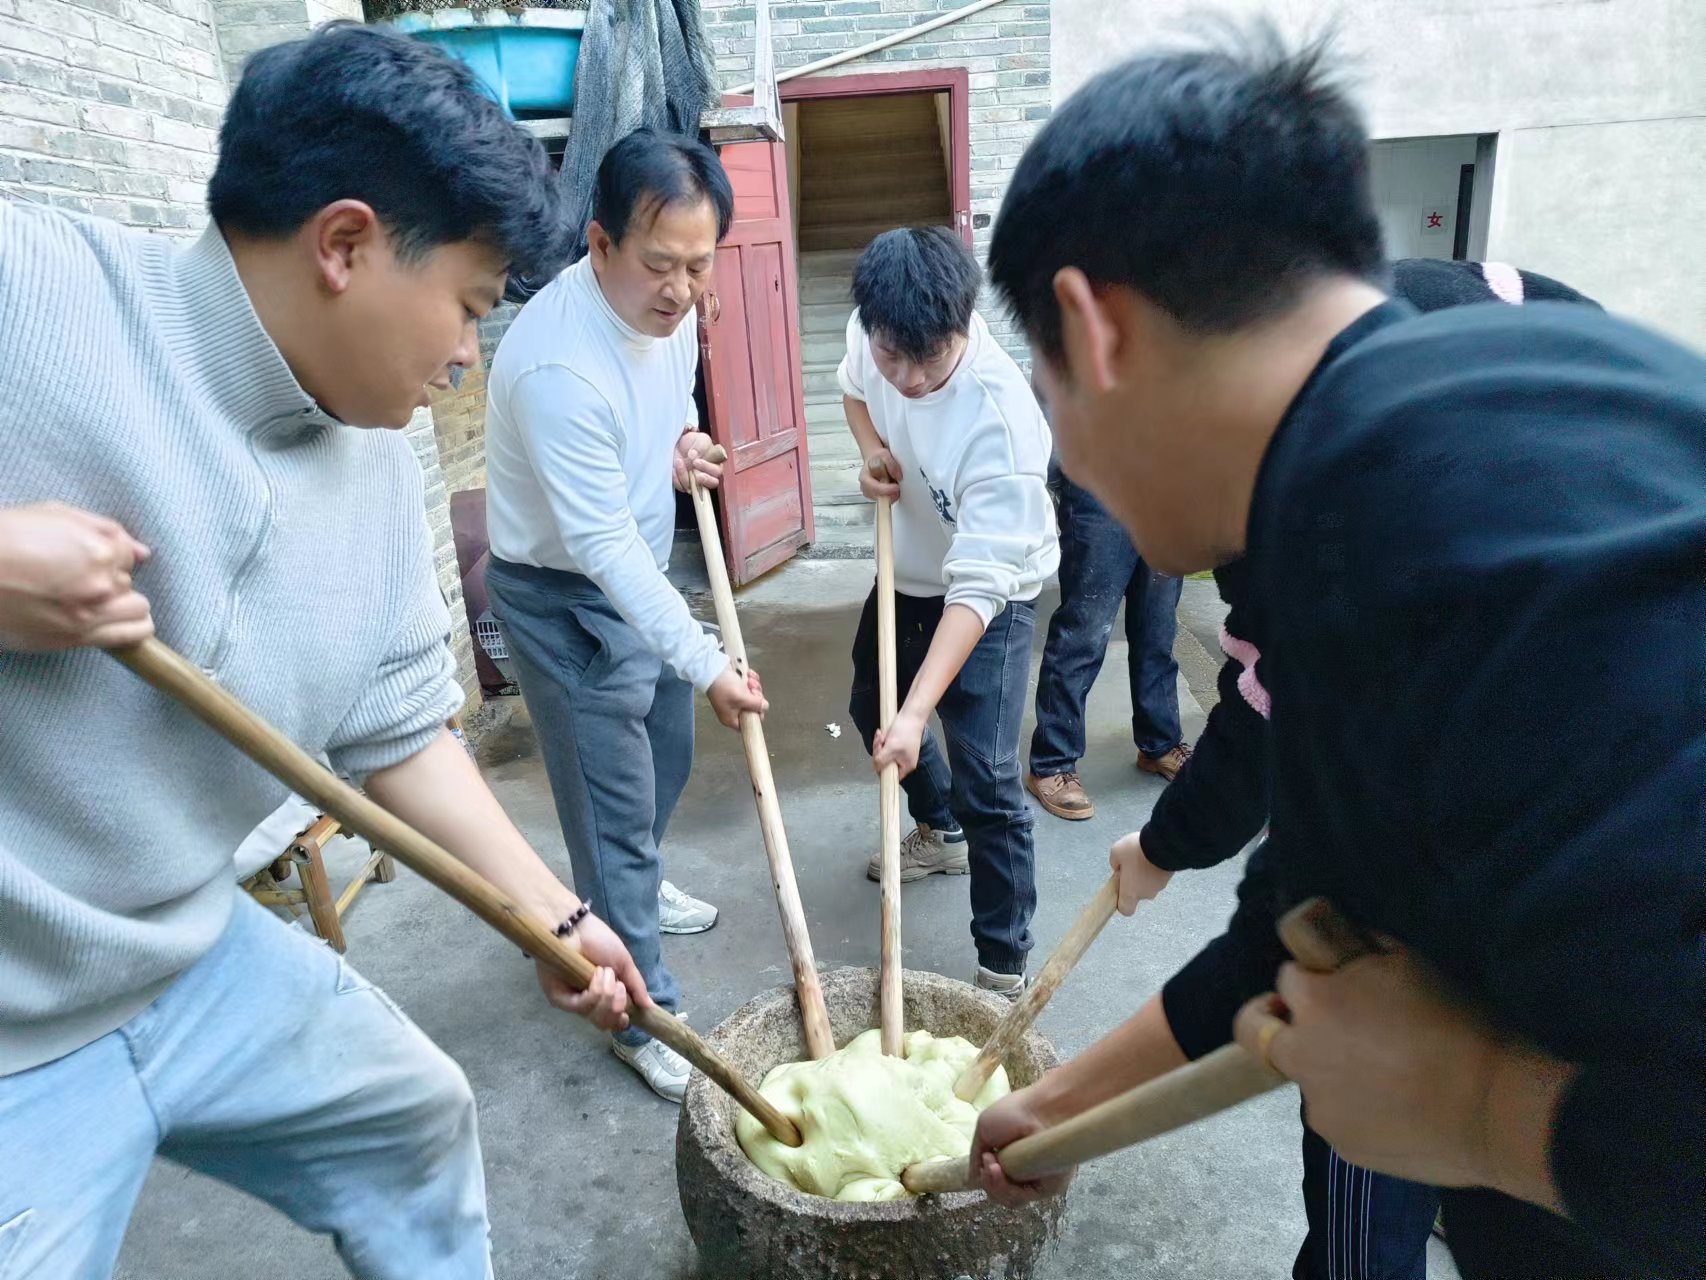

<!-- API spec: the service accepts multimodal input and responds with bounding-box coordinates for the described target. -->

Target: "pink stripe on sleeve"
[1218,626,1272,720]
[1480,262,1526,305]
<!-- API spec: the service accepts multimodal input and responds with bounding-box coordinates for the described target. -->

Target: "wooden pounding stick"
[686,446,834,1060]
[904,1042,1284,1194]
[110,636,804,1148]
[875,494,905,1057]
[953,872,1121,1101]
[902,897,1373,1192]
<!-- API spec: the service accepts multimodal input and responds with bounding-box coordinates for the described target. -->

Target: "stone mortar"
[677,967,1070,1280]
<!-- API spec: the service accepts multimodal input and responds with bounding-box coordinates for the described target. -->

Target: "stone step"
[801,98,938,139]
[796,274,855,306]
[800,219,942,255]
[805,400,848,430]
[801,299,855,336]
[807,429,861,463]
[803,192,948,227]
[800,139,940,177]
[799,248,862,274]
[811,460,864,491]
[803,167,952,202]
[799,521,876,560]
[802,334,848,366]
[812,497,876,527]
[812,456,865,485]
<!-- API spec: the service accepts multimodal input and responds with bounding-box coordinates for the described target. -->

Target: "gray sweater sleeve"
[325,537,463,780]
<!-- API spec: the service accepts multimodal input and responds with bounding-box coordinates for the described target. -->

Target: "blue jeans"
[486,559,692,1048]
[848,588,1038,975]
[0,896,490,1279]
[1296,1116,1439,1280]
[1030,465,1183,772]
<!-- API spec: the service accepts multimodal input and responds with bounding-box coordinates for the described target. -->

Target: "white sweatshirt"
[484,258,726,691]
[838,309,1059,624]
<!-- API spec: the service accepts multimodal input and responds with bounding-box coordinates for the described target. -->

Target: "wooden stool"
[244,815,395,952]
[240,714,467,949]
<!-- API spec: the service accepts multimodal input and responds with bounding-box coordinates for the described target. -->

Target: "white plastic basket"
[474,611,511,673]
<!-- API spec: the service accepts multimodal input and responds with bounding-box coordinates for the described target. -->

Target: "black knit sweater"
[1155,299,1705,1278]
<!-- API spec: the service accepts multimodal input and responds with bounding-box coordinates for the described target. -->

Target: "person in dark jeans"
[1026,450,1186,822]
[849,592,1038,986]
[838,227,1059,995]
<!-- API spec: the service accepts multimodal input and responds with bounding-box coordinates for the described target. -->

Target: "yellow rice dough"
[734,1027,1010,1202]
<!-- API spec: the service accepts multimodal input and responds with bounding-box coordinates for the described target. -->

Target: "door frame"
[780,67,973,246]
[698,121,814,583]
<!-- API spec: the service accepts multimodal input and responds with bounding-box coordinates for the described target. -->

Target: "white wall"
[1371,135,1477,262]
[1051,0,1706,349]
[1491,114,1706,342]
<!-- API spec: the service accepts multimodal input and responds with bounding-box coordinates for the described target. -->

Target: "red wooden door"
[699,126,813,584]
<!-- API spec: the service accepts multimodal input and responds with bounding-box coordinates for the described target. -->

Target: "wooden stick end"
[901,1153,975,1196]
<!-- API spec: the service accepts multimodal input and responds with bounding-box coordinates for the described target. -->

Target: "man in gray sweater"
[0,26,650,1279]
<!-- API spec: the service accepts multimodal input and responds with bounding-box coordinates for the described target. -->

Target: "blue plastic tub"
[382,9,585,118]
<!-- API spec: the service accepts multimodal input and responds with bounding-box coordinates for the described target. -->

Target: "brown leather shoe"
[1136,743,1193,783]
[1025,771,1095,820]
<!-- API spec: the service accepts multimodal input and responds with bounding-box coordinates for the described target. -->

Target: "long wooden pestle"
[953,872,1121,1101]
[874,493,905,1056]
[902,898,1372,1193]
[686,445,834,1060]
[111,636,804,1148]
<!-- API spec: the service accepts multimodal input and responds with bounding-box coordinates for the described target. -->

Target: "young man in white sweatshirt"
[483,130,767,1103]
[842,226,1060,994]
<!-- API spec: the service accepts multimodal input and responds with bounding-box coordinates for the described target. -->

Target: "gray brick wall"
[2,0,478,702]
[0,0,227,230]
[704,0,1050,367]
[0,0,363,230]
[211,0,358,89]
[478,301,519,368]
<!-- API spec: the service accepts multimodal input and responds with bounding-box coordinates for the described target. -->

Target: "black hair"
[592,129,734,244]
[1389,258,1601,312]
[851,226,982,362]
[208,23,569,284]
[989,25,1384,360]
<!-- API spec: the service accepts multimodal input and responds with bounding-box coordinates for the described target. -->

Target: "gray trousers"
[485,558,692,1046]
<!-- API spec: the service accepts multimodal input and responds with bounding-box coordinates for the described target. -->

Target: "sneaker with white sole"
[975,965,1028,1001]
[865,822,969,882]
[658,880,718,934]
[612,1034,692,1103]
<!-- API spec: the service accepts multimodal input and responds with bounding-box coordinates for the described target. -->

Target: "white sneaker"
[976,965,1028,1001]
[658,880,718,934]
[865,823,969,882]
[612,1034,692,1103]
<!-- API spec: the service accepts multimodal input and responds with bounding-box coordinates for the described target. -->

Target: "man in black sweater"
[1117,259,1603,1280]
[970,30,1704,1280]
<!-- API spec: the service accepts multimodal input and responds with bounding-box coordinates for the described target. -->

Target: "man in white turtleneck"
[483,130,767,1104]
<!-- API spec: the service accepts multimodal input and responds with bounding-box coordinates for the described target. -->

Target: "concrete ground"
[117,562,1459,1280]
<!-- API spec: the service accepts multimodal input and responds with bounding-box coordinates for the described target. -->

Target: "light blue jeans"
[0,896,491,1279]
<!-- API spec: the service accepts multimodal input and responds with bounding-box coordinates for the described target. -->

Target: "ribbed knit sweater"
[0,201,462,1075]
